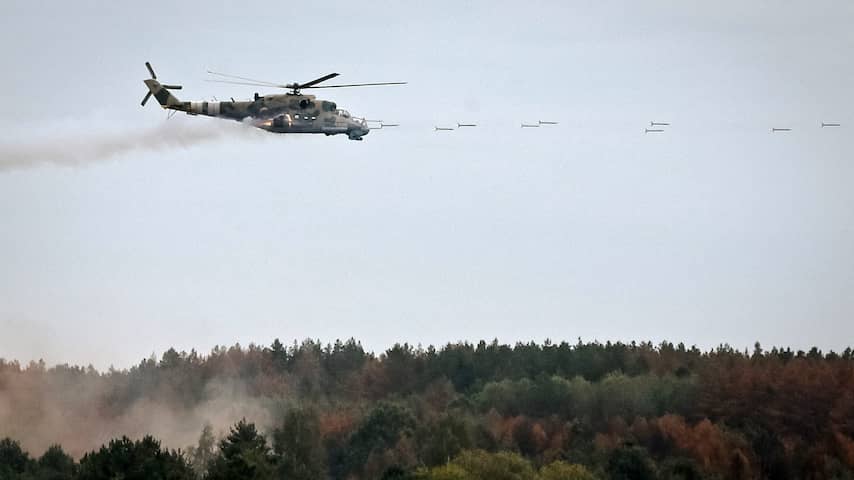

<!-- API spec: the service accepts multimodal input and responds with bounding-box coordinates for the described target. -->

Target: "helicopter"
[141,62,406,141]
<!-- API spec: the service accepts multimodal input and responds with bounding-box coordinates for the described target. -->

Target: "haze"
[1,1,853,369]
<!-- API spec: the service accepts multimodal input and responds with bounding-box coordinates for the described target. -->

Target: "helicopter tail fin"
[141,62,186,110]
[143,79,185,109]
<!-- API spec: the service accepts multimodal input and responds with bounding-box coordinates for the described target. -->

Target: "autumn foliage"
[1,339,854,479]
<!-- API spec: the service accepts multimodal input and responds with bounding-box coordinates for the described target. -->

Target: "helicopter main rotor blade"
[141,91,152,106]
[295,73,340,89]
[145,62,157,79]
[206,70,281,87]
[304,81,408,89]
[205,79,284,88]
[204,76,407,91]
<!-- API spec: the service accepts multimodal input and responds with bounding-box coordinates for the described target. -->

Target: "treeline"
[1,339,854,479]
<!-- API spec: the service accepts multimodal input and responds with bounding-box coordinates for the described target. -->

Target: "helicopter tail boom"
[143,79,185,110]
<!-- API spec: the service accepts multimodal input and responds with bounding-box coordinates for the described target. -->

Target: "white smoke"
[0,120,265,172]
[0,366,281,458]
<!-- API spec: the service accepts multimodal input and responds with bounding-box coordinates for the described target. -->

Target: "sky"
[1,0,853,369]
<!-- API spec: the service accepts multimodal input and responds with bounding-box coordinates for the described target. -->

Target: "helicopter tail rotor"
[141,62,184,108]
[145,62,157,80]
[141,62,157,106]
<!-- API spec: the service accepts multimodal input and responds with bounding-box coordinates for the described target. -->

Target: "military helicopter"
[141,62,406,141]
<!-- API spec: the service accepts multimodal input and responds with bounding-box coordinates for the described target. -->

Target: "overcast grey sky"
[1,1,853,368]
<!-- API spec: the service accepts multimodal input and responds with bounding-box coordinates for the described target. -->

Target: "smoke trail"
[0,120,263,172]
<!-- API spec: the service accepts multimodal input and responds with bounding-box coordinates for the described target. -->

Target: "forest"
[2,338,854,479]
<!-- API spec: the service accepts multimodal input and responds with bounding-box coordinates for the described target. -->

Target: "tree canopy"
[2,338,854,479]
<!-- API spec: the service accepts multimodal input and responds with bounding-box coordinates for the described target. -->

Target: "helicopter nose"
[348,122,369,140]
[355,121,369,136]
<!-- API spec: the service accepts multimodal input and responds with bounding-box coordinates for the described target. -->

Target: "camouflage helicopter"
[141,62,406,141]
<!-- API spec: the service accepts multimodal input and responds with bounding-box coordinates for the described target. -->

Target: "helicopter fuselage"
[145,78,370,140]
[186,94,369,140]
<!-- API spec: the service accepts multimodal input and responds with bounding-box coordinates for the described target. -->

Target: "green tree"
[272,407,326,480]
[346,402,416,475]
[186,424,216,477]
[537,461,597,480]
[749,425,792,480]
[36,445,76,480]
[324,338,370,381]
[451,450,536,480]
[0,438,32,480]
[268,338,289,372]
[77,436,195,480]
[207,420,274,480]
[606,445,657,480]
[381,465,415,480]
[418,414,472,466]
[417,464,470,480]
[596,373,655,421]
[659,457,706,480]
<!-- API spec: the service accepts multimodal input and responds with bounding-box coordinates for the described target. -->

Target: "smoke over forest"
[2,339,854,479]
[0,360,273,458]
